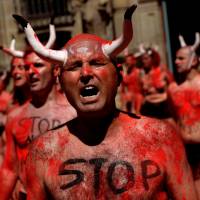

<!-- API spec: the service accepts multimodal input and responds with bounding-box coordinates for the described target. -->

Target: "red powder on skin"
[151,67,163,89]
[13,117,32,147]
[47,158,60,177]
[123,68,142,94]
[58,131,69,148]
[66,34,111,47]
[154,192,168,200]
[120,193,132,200]
[24,62,40,75]
[173,89,200,125]
[153,149,167,167]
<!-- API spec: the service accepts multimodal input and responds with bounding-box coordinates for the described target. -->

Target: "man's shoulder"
[168,81,178,92]
[7,101,30,121]
[28,124,69,158]
[132,114,178,141]
[119,111,175,138]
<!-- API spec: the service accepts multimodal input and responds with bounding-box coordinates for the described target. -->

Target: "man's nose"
[28,64,38,74]
[80,64,93,84]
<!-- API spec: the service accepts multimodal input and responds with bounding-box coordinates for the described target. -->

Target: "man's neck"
[69,107,118,146]
[31,84,56,108]
[186,68,199,81]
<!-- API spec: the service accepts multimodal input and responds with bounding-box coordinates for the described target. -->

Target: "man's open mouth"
[80,86,99,97]
[14,74,22,80]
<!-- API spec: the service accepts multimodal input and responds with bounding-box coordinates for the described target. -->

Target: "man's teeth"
[81,86,98,97]
[15,74,21,79]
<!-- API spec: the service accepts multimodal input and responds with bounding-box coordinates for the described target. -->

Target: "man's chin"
[76,103,106,118]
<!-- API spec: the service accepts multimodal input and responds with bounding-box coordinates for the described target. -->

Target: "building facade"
[0,0,167,70]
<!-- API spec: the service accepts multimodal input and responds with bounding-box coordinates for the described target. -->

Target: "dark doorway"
[164,0,200,75]
[37,30,71,49]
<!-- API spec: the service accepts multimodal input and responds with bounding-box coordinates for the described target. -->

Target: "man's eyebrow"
[67,58,82,64]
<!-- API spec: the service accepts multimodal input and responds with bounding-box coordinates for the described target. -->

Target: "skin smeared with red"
[0,52,77,200]
[134,48,171,106]
[26,115,195,200]
[121,55,143,113]
[168,45,200,198]
[25,39,197,200]
[168,46,200,143]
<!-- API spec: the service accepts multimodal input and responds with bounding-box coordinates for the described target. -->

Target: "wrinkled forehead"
[66,39,105,59]
[24,52,45,63]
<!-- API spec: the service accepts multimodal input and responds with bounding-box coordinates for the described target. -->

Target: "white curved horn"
[102,4,137,57]
[191,32,200,51]
[45,23,56,48]
[178,34,187,47]
[13,14,67,65]
[0,37,24,58]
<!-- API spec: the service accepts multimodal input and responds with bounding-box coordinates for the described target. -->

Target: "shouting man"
[14,4,198,200]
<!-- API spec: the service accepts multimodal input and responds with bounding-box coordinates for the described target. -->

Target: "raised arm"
[0,118,19,200]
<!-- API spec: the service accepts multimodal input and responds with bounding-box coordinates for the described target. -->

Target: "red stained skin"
[168,75,200,196]
[121,67,143,113]
[26,114,197,200]
[0,52,77,200]
[25,38,197,200]
[0,91,12,113]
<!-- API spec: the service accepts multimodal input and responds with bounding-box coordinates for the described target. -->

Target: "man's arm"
[164,123,198,199]
[0,119,18,200]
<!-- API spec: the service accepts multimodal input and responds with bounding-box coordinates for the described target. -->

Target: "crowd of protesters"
[0,4,199,200]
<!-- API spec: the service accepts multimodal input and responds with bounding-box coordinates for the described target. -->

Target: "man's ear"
[192,56,199,67]
[53,64,60,77]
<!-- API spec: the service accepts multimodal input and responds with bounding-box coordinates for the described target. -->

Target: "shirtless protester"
[136,44,174,119]
[0,49,77,199]
[120,53,143,113]
[168,32,200,197]
[0,37,31,109]
[0,39,30,184]
[14,4,198,199]
[0,69,11,164]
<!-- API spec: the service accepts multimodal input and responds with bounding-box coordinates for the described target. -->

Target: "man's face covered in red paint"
[60,39,119,117]
[11,57,28,87]
[24,52,54,93]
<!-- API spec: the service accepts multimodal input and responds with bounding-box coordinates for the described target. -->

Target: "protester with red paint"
[0,69,12,165]
[13,4,198,199]
[120,53,143,113]
[168,32,200,197]
[0,49,77,200]
[137,45,174,119]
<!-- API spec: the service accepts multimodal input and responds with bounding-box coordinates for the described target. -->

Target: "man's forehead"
[12,57,24,65]
[25,52,44,62]
[67,40,103,56]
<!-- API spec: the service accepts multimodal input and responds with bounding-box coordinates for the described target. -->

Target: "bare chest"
[12,104,68,146]
[169,82,200,124]
[43,132,167,200]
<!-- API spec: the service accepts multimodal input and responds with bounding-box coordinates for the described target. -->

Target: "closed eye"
[89,59,106,67]
[34,63,45,68]
[66,61,83,71]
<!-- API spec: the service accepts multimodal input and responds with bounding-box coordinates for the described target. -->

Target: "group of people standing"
[0,3,199,200]
[120,30,200,197]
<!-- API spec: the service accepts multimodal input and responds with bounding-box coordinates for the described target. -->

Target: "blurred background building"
[0,0,199,72]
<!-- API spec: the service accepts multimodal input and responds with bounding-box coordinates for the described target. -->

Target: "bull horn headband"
[12,4,137,65]
[0,21,56,58]
[179,32,200,51]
